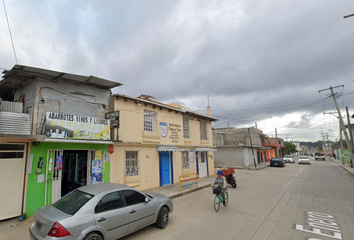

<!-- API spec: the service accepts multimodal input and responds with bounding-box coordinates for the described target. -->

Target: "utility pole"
[340,121,345,164]
[326,134,329,156]
[319,85,354,165]
[346,107,353,145]
[275,128,279,158]
[248,128,257,168]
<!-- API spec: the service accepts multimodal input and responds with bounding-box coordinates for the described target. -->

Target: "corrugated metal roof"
[0,65,123,100]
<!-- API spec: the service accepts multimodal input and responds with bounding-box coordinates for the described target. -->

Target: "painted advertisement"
[160,122,168,138]
[92,151,103,184]
[45,111,110,140]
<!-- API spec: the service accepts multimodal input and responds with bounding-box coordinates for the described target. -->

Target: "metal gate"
[45,149,63,205]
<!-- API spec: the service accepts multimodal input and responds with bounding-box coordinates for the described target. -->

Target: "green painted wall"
[337,148,351,163]
[26,142,110,217]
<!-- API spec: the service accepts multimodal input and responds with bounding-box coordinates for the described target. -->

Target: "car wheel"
[156,207,169,229]
[84,233,103,240]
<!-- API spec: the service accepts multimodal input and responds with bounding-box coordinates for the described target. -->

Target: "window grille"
[125,151,140,176]
[200,121,208,140]
[182,151,190,169]
[183,118,190,138]
[144,110,157,132]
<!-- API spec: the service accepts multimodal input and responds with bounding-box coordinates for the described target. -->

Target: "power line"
[2,0,18,64]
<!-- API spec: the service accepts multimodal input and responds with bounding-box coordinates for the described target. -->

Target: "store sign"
[45,111,110,140]
[105,112,119,128]
[189,150,195,163]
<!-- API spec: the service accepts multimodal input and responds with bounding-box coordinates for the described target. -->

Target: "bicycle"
[212,186,228,212]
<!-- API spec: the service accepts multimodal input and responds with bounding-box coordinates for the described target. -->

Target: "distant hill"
[299,142,317,148]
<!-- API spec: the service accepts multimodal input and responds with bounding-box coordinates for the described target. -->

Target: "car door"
[94,191,129,240]
[121,190,157,233]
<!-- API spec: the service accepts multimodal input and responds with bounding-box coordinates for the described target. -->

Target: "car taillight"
[48,222,71,237]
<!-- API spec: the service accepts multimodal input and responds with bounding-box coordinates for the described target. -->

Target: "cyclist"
[211,170,227,205]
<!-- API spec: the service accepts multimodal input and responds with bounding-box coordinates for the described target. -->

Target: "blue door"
[160,152,170,186]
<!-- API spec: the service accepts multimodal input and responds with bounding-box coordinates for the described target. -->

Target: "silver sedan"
[29,183,173,240]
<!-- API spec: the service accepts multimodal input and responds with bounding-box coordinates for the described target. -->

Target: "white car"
[298,156,311,165]
[283,155,295,163]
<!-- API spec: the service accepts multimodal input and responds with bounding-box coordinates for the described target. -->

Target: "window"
[126,151,140,176]
[95,192,123,214]
[144,110,157,132]
[182,151,190,169]
[200,121,208,140]
[183,118,190,138]
[201,152,206,163]
[53,190,93,215]
[121,190,146,206]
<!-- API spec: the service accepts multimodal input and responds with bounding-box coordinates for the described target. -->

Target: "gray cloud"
[1,0,354,141]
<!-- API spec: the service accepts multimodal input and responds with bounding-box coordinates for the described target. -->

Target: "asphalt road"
[122,157,354,240]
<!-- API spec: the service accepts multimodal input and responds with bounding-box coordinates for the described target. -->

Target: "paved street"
[122,158,354,240]
[2,157,354,240]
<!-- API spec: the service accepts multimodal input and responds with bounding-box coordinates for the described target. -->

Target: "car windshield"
[284,155,292,158]
[315,153,324,156]
[53,190,93,215]
[300,157,308,159]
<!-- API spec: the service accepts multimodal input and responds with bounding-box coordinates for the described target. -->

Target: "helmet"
[217,171,222,176]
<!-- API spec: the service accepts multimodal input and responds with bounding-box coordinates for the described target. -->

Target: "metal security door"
[0,143,26,220]
[45,149,63,205]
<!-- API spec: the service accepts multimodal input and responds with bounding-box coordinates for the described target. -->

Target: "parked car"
[298,156,311,164]
[29,183,173,240]
[270,158,286,167]
[315,152,325,161]
[283,155,295,163]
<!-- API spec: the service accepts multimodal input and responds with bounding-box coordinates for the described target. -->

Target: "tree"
[316,140,323,151]
[281,142,298,155]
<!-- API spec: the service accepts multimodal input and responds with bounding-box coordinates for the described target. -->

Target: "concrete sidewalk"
[330,157,354,176]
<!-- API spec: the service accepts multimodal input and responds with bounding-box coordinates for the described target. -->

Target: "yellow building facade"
[109,94,218,190]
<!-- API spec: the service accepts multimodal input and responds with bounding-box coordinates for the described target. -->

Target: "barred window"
[182,151,190,169]
[126,151,140,176]
[200,121,208,140]
[144,110,157,132]
[183,118,190,138]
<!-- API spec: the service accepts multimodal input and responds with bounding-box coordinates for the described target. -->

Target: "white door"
[0,143,26,220]
[198,152,208,178]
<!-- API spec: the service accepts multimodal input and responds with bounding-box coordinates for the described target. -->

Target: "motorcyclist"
[211,170,227,205]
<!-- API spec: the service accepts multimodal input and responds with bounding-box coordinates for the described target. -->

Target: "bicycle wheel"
[224,192,228,207]
[214,195,220,212]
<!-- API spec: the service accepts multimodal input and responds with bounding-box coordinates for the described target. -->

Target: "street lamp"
[344,13,354,18]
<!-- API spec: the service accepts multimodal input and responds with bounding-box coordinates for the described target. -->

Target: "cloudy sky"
[1,0,354,142]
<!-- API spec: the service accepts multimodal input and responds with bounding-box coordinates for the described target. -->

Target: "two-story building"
[108,94,218,190]
[0,65,121,219]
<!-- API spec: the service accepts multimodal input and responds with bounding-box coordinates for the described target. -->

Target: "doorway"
[61,150,88,197]
[160,152,171,186]
[198,152,208,178]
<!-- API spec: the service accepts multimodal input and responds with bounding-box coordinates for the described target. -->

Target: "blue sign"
[160,122,168,138]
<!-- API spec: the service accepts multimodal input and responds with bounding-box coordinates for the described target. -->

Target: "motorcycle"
[221,168,237,188]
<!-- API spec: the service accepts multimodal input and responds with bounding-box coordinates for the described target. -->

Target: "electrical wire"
[2,0,18,64]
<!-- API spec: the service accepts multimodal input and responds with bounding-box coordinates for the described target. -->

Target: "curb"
[216,165,269,171]
[169,183,210,200]
[339,165,354,176]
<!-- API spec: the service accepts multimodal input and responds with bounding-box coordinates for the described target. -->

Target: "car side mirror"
[145,197,150,203]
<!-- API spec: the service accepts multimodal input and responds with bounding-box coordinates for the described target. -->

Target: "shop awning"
[157,146,184,152]
[195,147,217,152]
